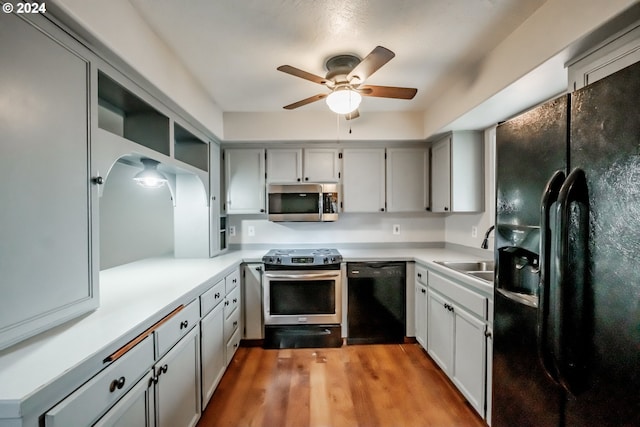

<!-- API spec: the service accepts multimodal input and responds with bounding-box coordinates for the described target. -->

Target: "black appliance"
[262,248,343,348]
[492,61,640,426]
[347,262,406,344]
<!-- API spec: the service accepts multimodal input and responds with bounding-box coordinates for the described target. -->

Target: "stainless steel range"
[261,248,343,348]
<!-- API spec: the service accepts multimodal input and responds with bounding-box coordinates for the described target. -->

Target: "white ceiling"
[129,0,548,118]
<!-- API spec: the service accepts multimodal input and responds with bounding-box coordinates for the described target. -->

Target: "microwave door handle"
[538,170,565,382]
[264,272,340,280]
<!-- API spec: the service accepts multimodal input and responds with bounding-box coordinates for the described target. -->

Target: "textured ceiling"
[129,0,547,114]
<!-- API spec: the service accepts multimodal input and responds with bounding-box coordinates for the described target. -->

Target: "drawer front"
[224,306,241,343]
[225,328,241,366]
[416,265,428,286]
[224,269,240,294]
[200,279,225,316]
[45,336,154,427]
[155,300,200,357]
[224,286,240,320]
[429,271,486,317]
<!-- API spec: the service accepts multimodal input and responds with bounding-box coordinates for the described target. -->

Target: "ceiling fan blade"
[277,65,329,85]
[344,109,360,120]
[283,93,328,110]
[359,85,417,99]
[347,46,395,84]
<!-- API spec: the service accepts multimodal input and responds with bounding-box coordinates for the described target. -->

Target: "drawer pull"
[233,320,238,327]
[180,320,189,329]
[233,298,238,303]
[225,301,230,306]
[109,376,126,393]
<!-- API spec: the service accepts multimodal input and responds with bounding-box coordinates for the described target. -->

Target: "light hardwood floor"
[198,343,486,427]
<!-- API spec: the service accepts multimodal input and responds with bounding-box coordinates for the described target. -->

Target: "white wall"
[228,213,445,247]
[423,0,636,137]
[444,127,496,251]
[100,162,174,269]
[223,111,425,141]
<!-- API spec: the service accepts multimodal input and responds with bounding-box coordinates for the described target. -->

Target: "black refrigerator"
[492,60,640,427]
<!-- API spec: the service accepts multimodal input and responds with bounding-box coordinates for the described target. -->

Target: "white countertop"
[0,246,491,421]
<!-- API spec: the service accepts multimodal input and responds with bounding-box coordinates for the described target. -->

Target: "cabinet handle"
[380,208,385,212]
[444,207,449,211]
[215,292,221,299]
[160,364,168,375]
[233,298,238,303]
[233,342,239,349]
[225,300,230,306]
[297,178,301,182]
[485,330,492,338]
[305,177,309,181]
[426,207,431,211]
[421,289,426,294]
[109,376,126,392]
[233,320,238,327]
[92,176,104,185]
[417,273,422,278]
[180,320,189,329]
[148,376,158,387]
[260,209,265,213]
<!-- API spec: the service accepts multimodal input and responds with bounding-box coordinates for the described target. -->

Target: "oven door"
[263,269,342,325]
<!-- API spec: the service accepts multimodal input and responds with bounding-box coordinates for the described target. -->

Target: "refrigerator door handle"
[555,167,589,395]
[538,170,565,382]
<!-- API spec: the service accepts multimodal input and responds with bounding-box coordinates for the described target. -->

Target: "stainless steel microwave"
[268,183,339,222]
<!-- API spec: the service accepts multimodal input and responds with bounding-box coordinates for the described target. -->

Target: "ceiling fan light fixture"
[326,88,362,114]
[133,158,168,189]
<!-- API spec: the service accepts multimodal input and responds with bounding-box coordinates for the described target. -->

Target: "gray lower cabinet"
[154,327,201,427]
[243,264,264,340]
[200,300,225,408]
[93,371,155,427]
[45,337,155,427]
[414,266,428,349]
[421,267,490,419]
[223,270,242,365]
[0,11,98,351]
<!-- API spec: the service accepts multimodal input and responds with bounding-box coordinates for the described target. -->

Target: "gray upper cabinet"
[224,149,266,214]
[266,148,340,183]
[0,13,98,350]
[342,148,386,212]
[386,147,430,212]
[430,132,484,213]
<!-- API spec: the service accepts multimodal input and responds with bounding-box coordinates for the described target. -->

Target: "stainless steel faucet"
[481,225,495,249]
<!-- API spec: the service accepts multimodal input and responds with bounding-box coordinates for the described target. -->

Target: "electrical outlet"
[472,226,478,238]
[229,226,236,237]
[393,224,401,235]
[247,226,255,237]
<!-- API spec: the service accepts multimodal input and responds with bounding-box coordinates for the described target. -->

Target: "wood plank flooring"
[198,343,486,427]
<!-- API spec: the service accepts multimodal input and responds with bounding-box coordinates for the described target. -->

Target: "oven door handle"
[264,272,340,280]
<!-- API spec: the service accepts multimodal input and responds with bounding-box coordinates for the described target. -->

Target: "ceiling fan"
[277,46,417,119]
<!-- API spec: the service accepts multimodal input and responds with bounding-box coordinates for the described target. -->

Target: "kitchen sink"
[435,260,494,272]
[467,271,494,283]
[434,260,495,284]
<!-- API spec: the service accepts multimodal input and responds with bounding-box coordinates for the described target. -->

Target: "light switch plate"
[247,226,255,237]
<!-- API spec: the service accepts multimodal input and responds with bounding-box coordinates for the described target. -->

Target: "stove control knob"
[323,257,329,264]
[276,257,282,264]
[331,256,337,263]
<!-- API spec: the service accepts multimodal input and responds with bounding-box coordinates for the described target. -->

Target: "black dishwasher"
[347,262,406,344]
